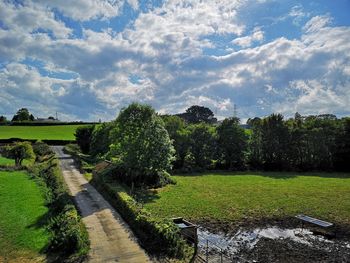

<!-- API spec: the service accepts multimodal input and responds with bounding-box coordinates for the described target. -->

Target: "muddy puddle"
[197,226,350,262]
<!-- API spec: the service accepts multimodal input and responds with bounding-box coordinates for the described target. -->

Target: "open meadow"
[0,125,84,140]
[141,172,350,226]
[0,171,49,262]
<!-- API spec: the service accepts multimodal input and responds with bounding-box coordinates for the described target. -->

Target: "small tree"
[3,142,35,166]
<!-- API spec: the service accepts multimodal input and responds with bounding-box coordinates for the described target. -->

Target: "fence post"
[220,248,223,263]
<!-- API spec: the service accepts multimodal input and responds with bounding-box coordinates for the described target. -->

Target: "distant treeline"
[75,104,350,173]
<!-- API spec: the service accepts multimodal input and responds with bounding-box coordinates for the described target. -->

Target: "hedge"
[29,147,89,261]
[91,166,189,259]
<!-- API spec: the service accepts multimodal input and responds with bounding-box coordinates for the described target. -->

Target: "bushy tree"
[75,125,94,154]
[260,114,290,170]
[217,117,247,169]
[247,117,263,169]
[90,122,113,157]
[109,103,174,186]
[162,115,190,168]
[12,108,35,122]
[0,116,7,123]
[177,105,217,124]
[3,141,35,166]
[187,123,216,169]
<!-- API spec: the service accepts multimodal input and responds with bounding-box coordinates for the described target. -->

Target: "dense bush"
[30,148,89,259]
[75,125,94,154]
[92,168,188,258]
[3,141,35,166]
[89,122,113,158]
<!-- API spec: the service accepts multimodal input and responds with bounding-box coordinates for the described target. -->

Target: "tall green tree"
[177,105,217,124]
[11,108,35,121]
[109,103,174,186]
[187,123,216,169]
[162,115,190,168]
[217,117,247,169]
[260,114,290,170]
[247,117,263,169]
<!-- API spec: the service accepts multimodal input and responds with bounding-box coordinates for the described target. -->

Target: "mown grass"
[142,172,350,225]
[0,171,50,261]
[0,156,15,166]
[0,125,84,140]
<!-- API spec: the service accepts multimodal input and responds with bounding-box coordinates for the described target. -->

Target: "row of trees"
[75,104,350,187]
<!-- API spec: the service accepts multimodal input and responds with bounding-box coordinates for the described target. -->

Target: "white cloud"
[0,1,72,38]
[303,15,332,33]
[232,27,264,48]
[35,0,123,21]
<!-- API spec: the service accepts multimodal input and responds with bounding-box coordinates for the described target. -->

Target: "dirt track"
[52,146,151,263]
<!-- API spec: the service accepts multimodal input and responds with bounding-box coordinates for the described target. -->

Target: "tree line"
[75,104,350,187]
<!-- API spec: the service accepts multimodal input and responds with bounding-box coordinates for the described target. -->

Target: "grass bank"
[141,172,350,226]
[0,171,50,261]
[0,125,84,140]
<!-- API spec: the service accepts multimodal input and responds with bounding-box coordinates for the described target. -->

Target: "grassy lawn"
[0,125,84,140]
[0,156,15,166]
[0,171,50,261]
[142,172,350,225]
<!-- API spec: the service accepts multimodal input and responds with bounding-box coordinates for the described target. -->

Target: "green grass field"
[0,156,15,166]
[0,171,50,261]
[0,125,84,140]
[142,172,350,225]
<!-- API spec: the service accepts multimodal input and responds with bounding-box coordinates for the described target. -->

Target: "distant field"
[0,125,84,140]
[0,171,49,261]
[142,172,350,225]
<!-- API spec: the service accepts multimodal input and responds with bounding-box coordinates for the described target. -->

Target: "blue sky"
[0,0,349,121]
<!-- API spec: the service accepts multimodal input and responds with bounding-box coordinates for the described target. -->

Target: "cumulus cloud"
[0,1,349,121]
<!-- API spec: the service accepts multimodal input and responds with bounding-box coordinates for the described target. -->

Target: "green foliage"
[75,125,94,154]
[0,115,7,123]
[334,118,350,171]
[92,170,188,258]
[177,105,217,124]
[32,141,54,161]
[49,205,89,255]
[109,103,174,186]
[187,123,216,169]
[162,115,190,168]
[30,147,90,259]
[217,117,247,170]
[3,141,35,166]
[11,108,35,122]
[89,122,113,157]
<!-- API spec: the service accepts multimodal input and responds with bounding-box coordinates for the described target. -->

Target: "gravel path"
[52,146,151,263]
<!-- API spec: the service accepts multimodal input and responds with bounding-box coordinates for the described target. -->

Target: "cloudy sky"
[0,0,349,121]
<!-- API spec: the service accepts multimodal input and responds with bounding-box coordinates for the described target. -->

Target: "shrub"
[75,125,94,154]
[92,169,187,258]
[3,141,35,166]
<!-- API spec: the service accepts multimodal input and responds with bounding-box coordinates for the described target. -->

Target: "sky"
[0,0,349,122]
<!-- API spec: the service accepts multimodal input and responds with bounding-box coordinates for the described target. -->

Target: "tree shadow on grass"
[174,170,350,179]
